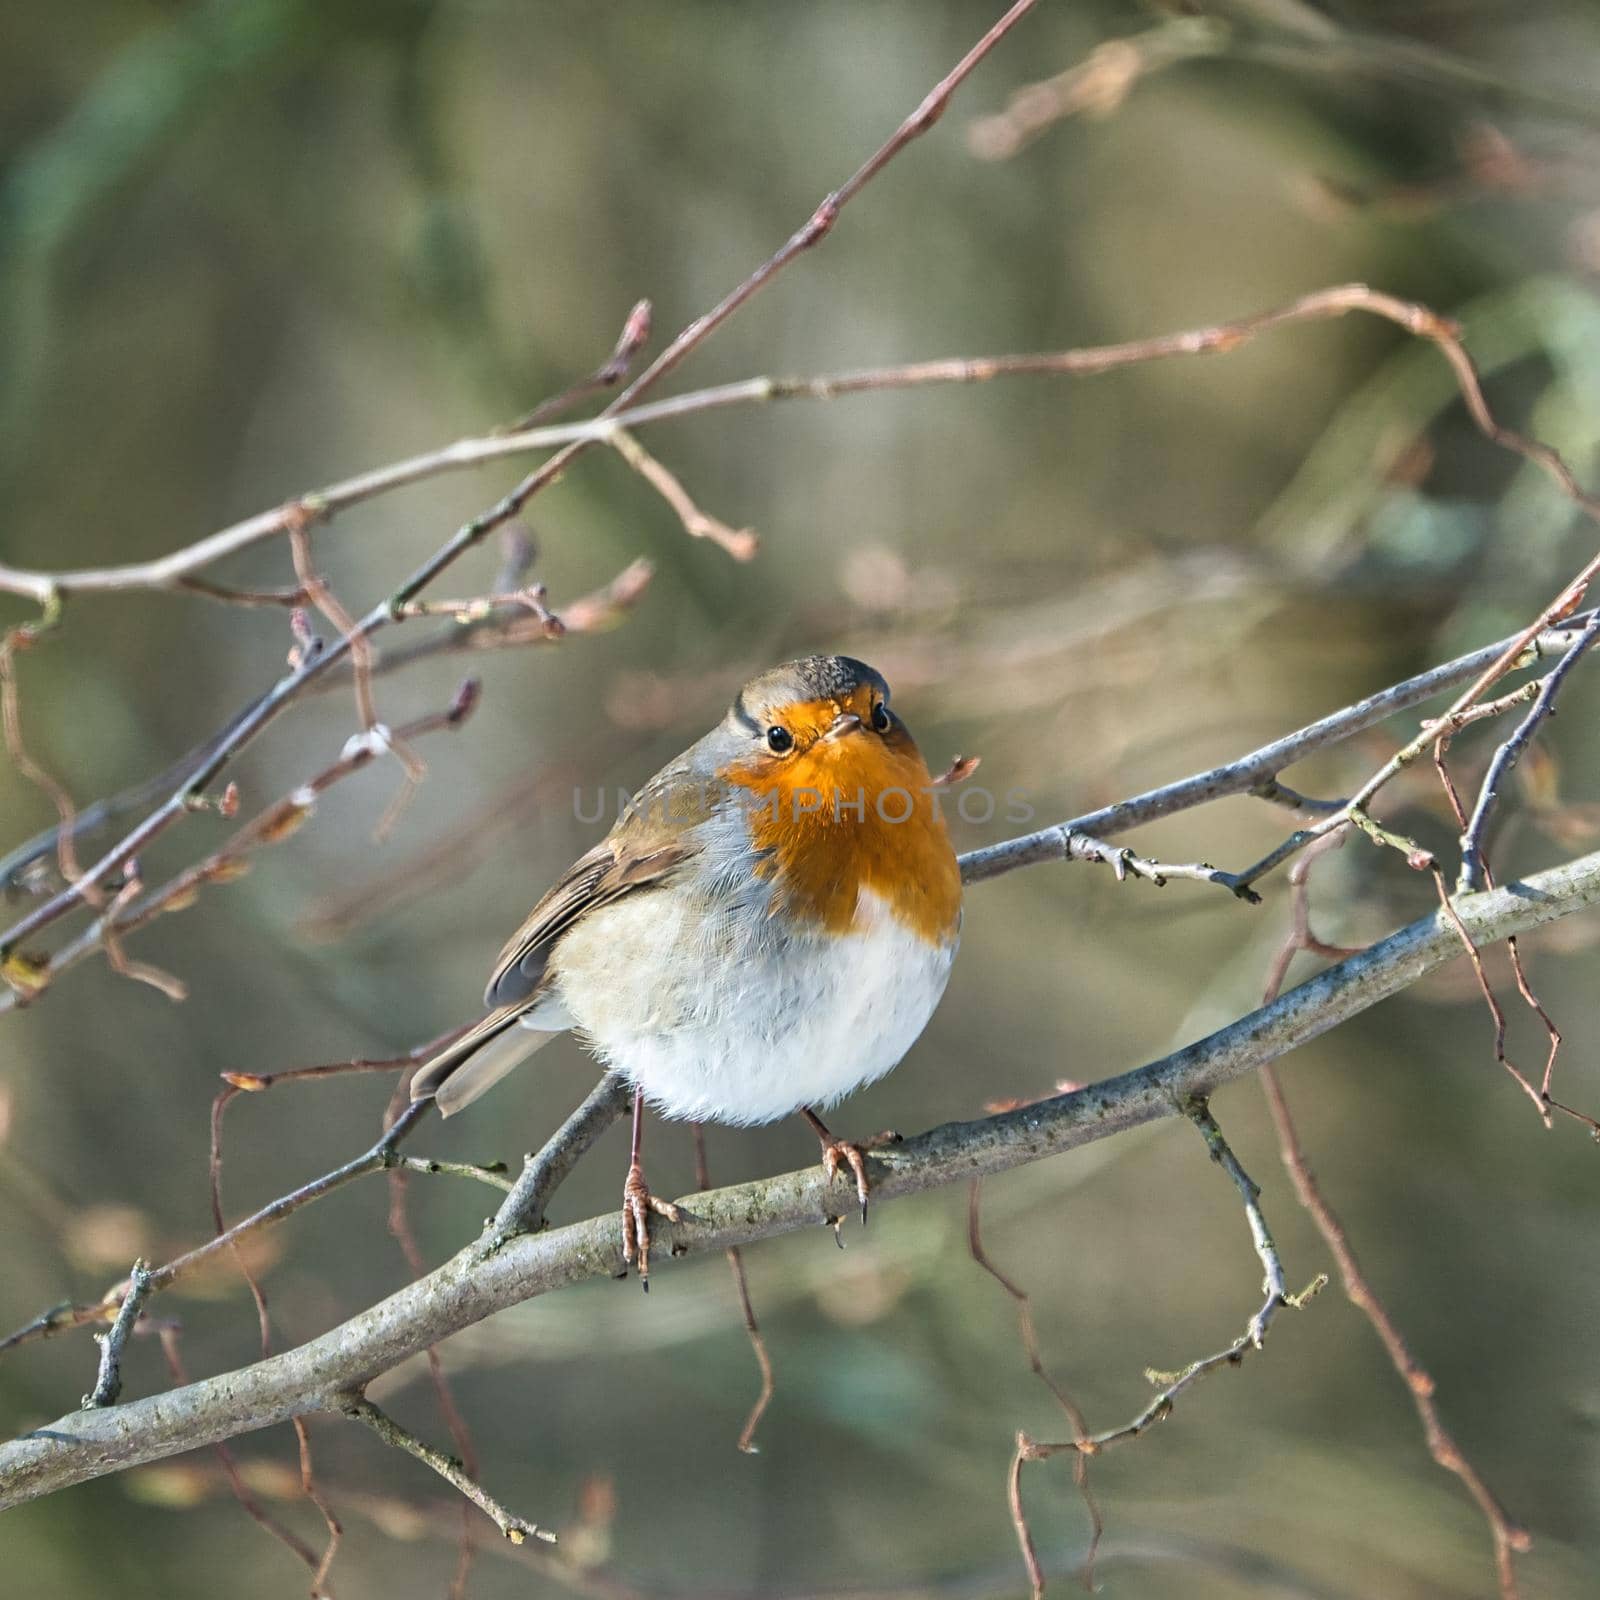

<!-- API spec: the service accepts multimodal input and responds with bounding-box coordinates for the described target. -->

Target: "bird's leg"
[622,1087,681,1289]
[801,1107,902,1224]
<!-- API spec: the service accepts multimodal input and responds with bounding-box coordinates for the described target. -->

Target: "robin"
[411,655,963,1280]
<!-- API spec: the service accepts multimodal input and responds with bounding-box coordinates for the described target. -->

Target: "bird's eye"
[765,725,794,754]
[871,701,892,733]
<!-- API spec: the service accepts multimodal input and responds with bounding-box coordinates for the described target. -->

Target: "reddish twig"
[604,428,758,560]
[1257,828,1364,1004]
[0,0,1040,964]
[1259,1070,1532,1598]
[0,680,481,1010]
[295,1417,344,1600]
[1009,1105,1321,1599]
[1255,843,1534,1600]
[497,299,653,433]
[968,1179,1101,1590]
[693,1126,775,1455]
[156,1324,332,1593]
[0,596,84,887]
[385,1075,482,1600]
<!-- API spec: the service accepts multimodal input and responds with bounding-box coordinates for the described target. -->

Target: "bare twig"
[964,13,1600,163]
[969,22,1218,159]
[0,553,645,904]
[1429,871,1552,1122]
[958,615,1596,887]
[96,865,188,1001]
[155,1324,331,1593]
[1059,831,1260,903]
[1260,1070,1531,1598]
[397,1157,513,1193]
[0,595,83,886]
[1227,576,1600,895]
[1258,829,1364,1004]
[605,428,758,560]
[293,1417,343,1600]
[0,680,481,1009]
[9,848,1597,1507]
[1254,846,1533,1600]
[693,1125,775,1456]
[81,1259,154,1409]
[0,0,1041,966]
[341,1395,555,1547]
[153,1100,433,1295]
[384,1076,484,1600]
[1460,607,1600,891]
[497,299,653,433]
[969,1179,1102,1591]
[1009,1104,1322,1597]
[9,279,1597,614]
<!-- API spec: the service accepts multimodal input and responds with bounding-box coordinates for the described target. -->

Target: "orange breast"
[727,722,962,946]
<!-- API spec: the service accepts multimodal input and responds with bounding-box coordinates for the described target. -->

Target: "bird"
[410,654,963,1281]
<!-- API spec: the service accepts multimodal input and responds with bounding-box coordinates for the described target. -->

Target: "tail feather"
[410,1008,557,1116]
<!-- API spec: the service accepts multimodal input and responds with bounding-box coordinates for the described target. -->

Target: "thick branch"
[5,850,1599,1509]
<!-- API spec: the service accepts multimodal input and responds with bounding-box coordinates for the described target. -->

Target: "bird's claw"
[621,1162,681,1288]
[818,1130,900,1224]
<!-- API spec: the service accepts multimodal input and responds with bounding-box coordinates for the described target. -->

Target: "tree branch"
[0,0,1042,963]
[339,1396,555,1548]
[957,615,1594,885]
[6,849,1599,1509]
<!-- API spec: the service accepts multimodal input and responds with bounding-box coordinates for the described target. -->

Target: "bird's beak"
[819,711,862,742]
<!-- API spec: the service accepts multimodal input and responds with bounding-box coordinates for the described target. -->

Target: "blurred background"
[5,1,1600,1596]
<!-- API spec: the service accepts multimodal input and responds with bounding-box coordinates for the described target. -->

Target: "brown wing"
[482,837,688,1007]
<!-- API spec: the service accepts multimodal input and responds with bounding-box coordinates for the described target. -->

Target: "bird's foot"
[817,1129,902,1224]
[621,1161,682,1289]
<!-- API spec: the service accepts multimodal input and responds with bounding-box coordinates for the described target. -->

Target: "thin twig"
[397,1157,513,1193]
[0,0,1040,963]
[293,1416,344,1600]
[693,1125,775,1456]
[81,1259,154,1409]
[156,1325,331,1593]
[1460,607,1600,890]
[1254,847,1533,1600]
[497,299,653,433]
[1260,1069,1531,1599]
[1258,829,1364,1004]
[151,1099,433,1294]
[969,1179,1102,1591]
[957,615,1596,886]
[7,278,1598,613]
[0,594,83,886]
[1059,830,1260,903]
[1429,870,1551,1121]
[340,1396,555,1546]
[604,428,758,560]
[384,1073,483,1600]
[0,680,481,1009]
[0,555,645,902]
[1226,575,1600,894]
[1009,1104,1322,1597]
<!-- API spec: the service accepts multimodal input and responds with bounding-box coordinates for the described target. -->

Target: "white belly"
[548,886,957,1126]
